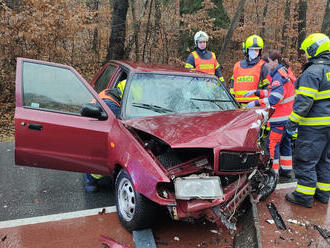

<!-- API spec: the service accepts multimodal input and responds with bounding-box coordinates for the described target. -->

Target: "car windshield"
[123,73,237,119]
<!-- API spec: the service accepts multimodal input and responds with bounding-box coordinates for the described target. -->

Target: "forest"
[0,0,329,141]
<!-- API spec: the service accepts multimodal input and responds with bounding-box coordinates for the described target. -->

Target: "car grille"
[219,151,259,172]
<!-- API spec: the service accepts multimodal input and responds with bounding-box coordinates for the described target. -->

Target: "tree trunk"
[105,0,129,62]
[152,0,161,63]
[260,0,270,38]
[297,0,307,53]
[87,0,100,57]
[142,0,154,62]
[281,0,291,53]
[219,0,246,58]
[321,0,330,36]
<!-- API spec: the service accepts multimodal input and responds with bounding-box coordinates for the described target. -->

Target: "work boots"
[83,173,99,193]
[285,192,313,208]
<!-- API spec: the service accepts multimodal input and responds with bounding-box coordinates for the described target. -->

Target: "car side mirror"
[81,103,108,120]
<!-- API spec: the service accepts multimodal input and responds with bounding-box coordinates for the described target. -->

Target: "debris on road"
[173,236,180,241]
[313,224,330,240]
[98,208,106,215]
[266,202,287,230]
[99,235,131,248]
[1,235,7,242]
[287,219,306,227]
[265,219,274,224]
[133,229,157,248]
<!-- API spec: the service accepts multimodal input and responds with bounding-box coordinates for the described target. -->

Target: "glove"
[286,129,297,137]
[245,101,256,108]
[243,90,257,97]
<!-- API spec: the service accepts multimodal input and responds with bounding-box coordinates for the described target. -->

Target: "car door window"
[94,65,117,93]
[22,61,96,115]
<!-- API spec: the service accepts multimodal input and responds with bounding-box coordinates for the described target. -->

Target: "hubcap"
[117,177,136,221]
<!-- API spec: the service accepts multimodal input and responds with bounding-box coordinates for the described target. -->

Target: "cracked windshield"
[125,73,237,119]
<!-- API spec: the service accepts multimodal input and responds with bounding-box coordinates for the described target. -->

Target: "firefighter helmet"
[300,33,330,58]
[194,31,209,47]
[243,34,264,53]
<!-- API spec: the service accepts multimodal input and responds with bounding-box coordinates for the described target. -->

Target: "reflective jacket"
[185,48,225,82]
[288,53,330,127]
[254,65,295,127]
[231,59,267,103]
[98,89,120,106]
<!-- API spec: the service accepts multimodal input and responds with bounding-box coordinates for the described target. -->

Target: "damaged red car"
[15,58,277,231]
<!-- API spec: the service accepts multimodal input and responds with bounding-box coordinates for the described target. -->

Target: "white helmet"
[194,31,209,47]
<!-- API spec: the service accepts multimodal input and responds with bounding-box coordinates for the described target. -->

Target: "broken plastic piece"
[287,219,306,227]
[266,202,286,230]
[266,219,274,224]
[313,224,330,239]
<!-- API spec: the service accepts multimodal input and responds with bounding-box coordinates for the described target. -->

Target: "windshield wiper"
[132,103,174,114]
[190,98,233,102]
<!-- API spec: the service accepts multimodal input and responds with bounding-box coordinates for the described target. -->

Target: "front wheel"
[115,169,158,231]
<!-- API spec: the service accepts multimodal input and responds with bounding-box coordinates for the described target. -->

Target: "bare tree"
[260,0,270,38]
[281,0,291,53]
[105,0,129,62]
[321,0,330,36]
[219,0,246,58]
[297,0,307,51]
[87,0,99,57]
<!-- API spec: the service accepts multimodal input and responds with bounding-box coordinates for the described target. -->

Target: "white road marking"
[0,206,117,229]
[276,182,297,189]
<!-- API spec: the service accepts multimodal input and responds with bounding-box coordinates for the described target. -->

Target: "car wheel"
[115,169,158,231]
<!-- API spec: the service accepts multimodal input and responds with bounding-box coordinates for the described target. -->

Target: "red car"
[15,58,276,231]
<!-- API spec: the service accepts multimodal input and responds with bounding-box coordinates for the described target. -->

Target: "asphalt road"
[0,142,115,222]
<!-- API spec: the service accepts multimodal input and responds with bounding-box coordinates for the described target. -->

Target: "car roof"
[110,60,215,77]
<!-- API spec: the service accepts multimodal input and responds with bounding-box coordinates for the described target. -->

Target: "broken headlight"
[174,176,223,200]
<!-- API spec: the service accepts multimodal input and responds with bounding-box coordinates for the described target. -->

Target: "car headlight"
[174,176,223,200]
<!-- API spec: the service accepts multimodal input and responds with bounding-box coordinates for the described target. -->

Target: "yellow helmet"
[244,34,264,53]
[300,33,330,58]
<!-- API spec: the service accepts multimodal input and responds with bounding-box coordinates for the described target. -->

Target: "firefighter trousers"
[293,126,330,204]
[267,126,293,173]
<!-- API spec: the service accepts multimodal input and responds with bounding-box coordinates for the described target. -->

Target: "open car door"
[15,58,115,175]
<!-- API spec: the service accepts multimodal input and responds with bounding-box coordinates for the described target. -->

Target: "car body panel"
[122,108,268,150]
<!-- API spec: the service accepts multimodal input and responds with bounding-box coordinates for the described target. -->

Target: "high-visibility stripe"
[199,64,215,69]
[235,97,259,101]
[315,90,330,100]
[296,184,316,195]
[281,95,295,104]
[280,157,292,167]
[270,92,284,100]
[91,174,103,180]
[280,155,292,160]
[289,112,302,123]
[185,63,194,69]
[289,115,330,126]
[230,88,235,94]
[219,76,224,82]
[262,98,270,106]
[272,159,279,170]
[269,116,288,122]
[233,90,250,95]
[259,78,270,87]
[316,182,330,191]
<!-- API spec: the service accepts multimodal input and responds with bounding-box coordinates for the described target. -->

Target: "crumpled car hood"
[122,108,271,149]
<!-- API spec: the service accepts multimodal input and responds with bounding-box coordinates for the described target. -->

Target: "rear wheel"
[115,169,158,231]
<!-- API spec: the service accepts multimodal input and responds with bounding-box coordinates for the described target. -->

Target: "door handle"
[28,123,43,131]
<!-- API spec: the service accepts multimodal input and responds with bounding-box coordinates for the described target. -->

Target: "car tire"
[115,169,158,231]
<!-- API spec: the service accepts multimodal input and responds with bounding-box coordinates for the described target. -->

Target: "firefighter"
[185,31,225,83]
[230,34,270,106]
[245,50,295,178]
[285,33,330,208]
[84,80,126,193]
